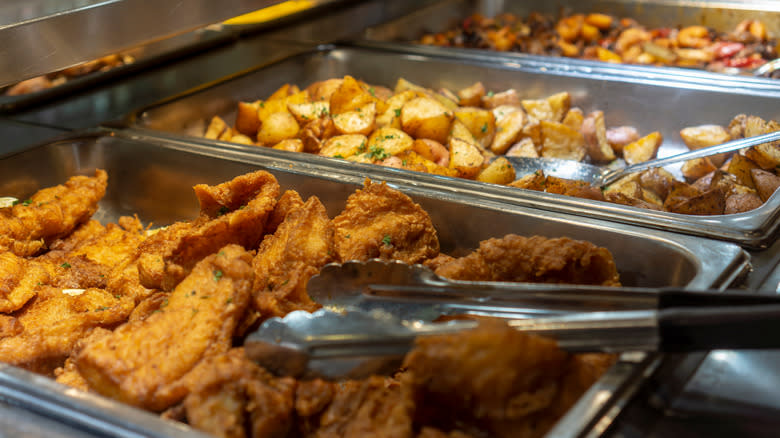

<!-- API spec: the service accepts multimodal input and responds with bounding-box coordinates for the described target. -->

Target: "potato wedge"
[506,137,539,158]
[490,109,525,154]
[540,120,586,161]
[454,107,496,150]
[395,150,457,177]
[204,116,230,140]
[376,90,417,129]
[562,107,584,131]
[623,131,662,165]
[230,134,254,145]
[681,157,717,182]
[457,82,486,107]
[257,90,309,123]
[306,78,344,102]
[367,127,414,157]
[727,153,760,188]
[522,116,542,146]
[603,174,642,198]
[521,98,554,122]
[330,75,374,115]
[751,168,780,202]
[288,101,330,125]
[412,139,450,167]
[256,111,300,145]
[272,139,304,152]
[332,102,376,135]
[666,188,725,215]
[725,192,763,214]
[605,192,663,210]
[266,83,291,101]
[448,137,485,179]
[606,126,640,155]
[509,170,546,191]
[319,134,368,159]
[680,124,731,167]
[401,96,454,144]
[545,92,571,123]
[581,110,615,162]
[476,157,516,185]
[482,89,521,109]
[639,168,676,200]
[235,101,261,137]
[545,176,605,201]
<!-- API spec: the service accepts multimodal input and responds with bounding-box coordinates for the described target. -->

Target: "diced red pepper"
[724,57,766,69]
[712,42,745,59]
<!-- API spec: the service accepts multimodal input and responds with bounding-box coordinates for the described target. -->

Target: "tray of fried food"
[0,130,750,438]
[365,0,780,78]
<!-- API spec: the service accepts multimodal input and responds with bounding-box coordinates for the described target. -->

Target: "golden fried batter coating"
[179,348,296,438]
[253,196,333,319]
[75,244,253,411]
[137,171,279,291]
[0,251,49,312]
[332,180,439,264]
[0,287,134,374]
[434,235,621,286]
[265,190,305,236]
[0,169,107,256]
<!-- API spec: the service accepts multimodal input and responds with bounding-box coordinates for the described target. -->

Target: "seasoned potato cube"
[394,77,429,95]
[545,176,605,201]
[396,150,458,177]
[431,91,459,112]
[288,101,330,125]
[230,134,254,145]
[204,116,230,140]
[448,137,485,179]
[332,102,376,135]
[449,119,478,144]
[642,189,664,207]
[725,193,763,214]
[680,124,731,166]
[492,105,523,123]
[330,75,374,115]
[257,90,309,122]
[522,116,542,146]
[235,101,261,137]
[639,168,676,200]
[623,131,662,165]
[490,109,525,154]
[272,139,304,152]
[582,111,615,162]
[306,78,344,102]
[751,168,780,202]
[267,83,292,101]
[367,127,414,157]
[728,154,760,188]
[509,170,546,191]
[319,134,368,158]
[376,90,417,129]
[256,111,300,145]
[681,158,717,182]
[562,107,584,131]
[604,174,642,198]
[540,120,586,161]
[458,82,486,107]
[745,143,780,170]
[412,139,450,167]
[521,98,554,122]
[606,126,640,155]
[666,188,726,215]
[663,181,703,210]
[606,192,663,210]
[586,13,613,30]
[454,107,496,149]
[482,89,521,109]
[506,137,539,158]
[476,157,516,185]
[401,97,454,144]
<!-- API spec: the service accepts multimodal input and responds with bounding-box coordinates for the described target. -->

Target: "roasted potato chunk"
[582,111,615,162]
[751,168,780,202]
[490,109,525,155]
[457,81,486,107]
[332,102,376,135]
[367,127,414,157]
[540,121,586,161]
[256,111,300,145]
[448,137,485,179]
[319,134,367,159]
[401,97,454,144]
[623,131,662,165]
[454,107,496,150]
[476,157,516,185]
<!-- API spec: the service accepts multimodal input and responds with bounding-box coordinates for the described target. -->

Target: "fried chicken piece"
[252,196,333,318]
[297,376,414,438]
[0,169,107,256]
[75,244,253,411]
[266,190,305,235]
[332,180,439,264]
[434,235,621,286]
[0,315,23,338]
[0,287,134,375]
[137,171,279,291]
[54,357,91,392]
[178,348,296,438]
[0,251,49,312]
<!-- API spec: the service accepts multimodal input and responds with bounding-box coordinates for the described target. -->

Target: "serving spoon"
[504,130,780,188]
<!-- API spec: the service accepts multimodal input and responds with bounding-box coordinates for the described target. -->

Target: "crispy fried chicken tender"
[0,251,49,312]
[434,235,621,286]
[137,171,279,291]
[0,169,107,256]
[332,180,439,264]
[75,244,254,411]
[252,196,334,319]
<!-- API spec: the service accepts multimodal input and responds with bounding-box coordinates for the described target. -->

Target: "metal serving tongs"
[504,130,780,187]
[244,260,780,379]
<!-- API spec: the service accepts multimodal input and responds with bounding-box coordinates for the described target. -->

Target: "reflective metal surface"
[126,43,780,247]
[0,118,67,157]
[0,0,284,87]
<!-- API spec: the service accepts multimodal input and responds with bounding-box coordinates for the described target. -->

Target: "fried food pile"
[203,75,780,216]
[418,12,778,76]
[0,169,621,437]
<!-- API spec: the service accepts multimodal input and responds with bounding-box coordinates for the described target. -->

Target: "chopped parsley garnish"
[192,308,199,316]
[486,91,494,97]
[320,108,329,117]
[259,102,265,108]
[382,235,392,246]
[213,270,223,282]
[95,306,109,312]
[61,262,71,269]
[481,123,488,133]
[358,141,367,153]
[394,108,401,117]
[114,294,121,300]
[334,154,345,159]
[368,87,376,96]
[200,295,210,299]
[368,145,390,160]
[345,234,351,238]
[217,206,230,216]
[226,298,233,304]
[161,298,169,308]
[402,159,407,166]
[218,250,226,257]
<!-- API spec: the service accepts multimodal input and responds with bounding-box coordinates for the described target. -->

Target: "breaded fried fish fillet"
[332,180,439,264]
[75,244,253,411]
[0,169,107,256]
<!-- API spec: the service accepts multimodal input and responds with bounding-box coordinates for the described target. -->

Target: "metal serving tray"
[124,43,780,248]
[0,130,749,437]
[363,0,780,80]
[0,27,237,114]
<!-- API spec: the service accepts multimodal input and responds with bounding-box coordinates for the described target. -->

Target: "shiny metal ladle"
[505,130,780,188]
